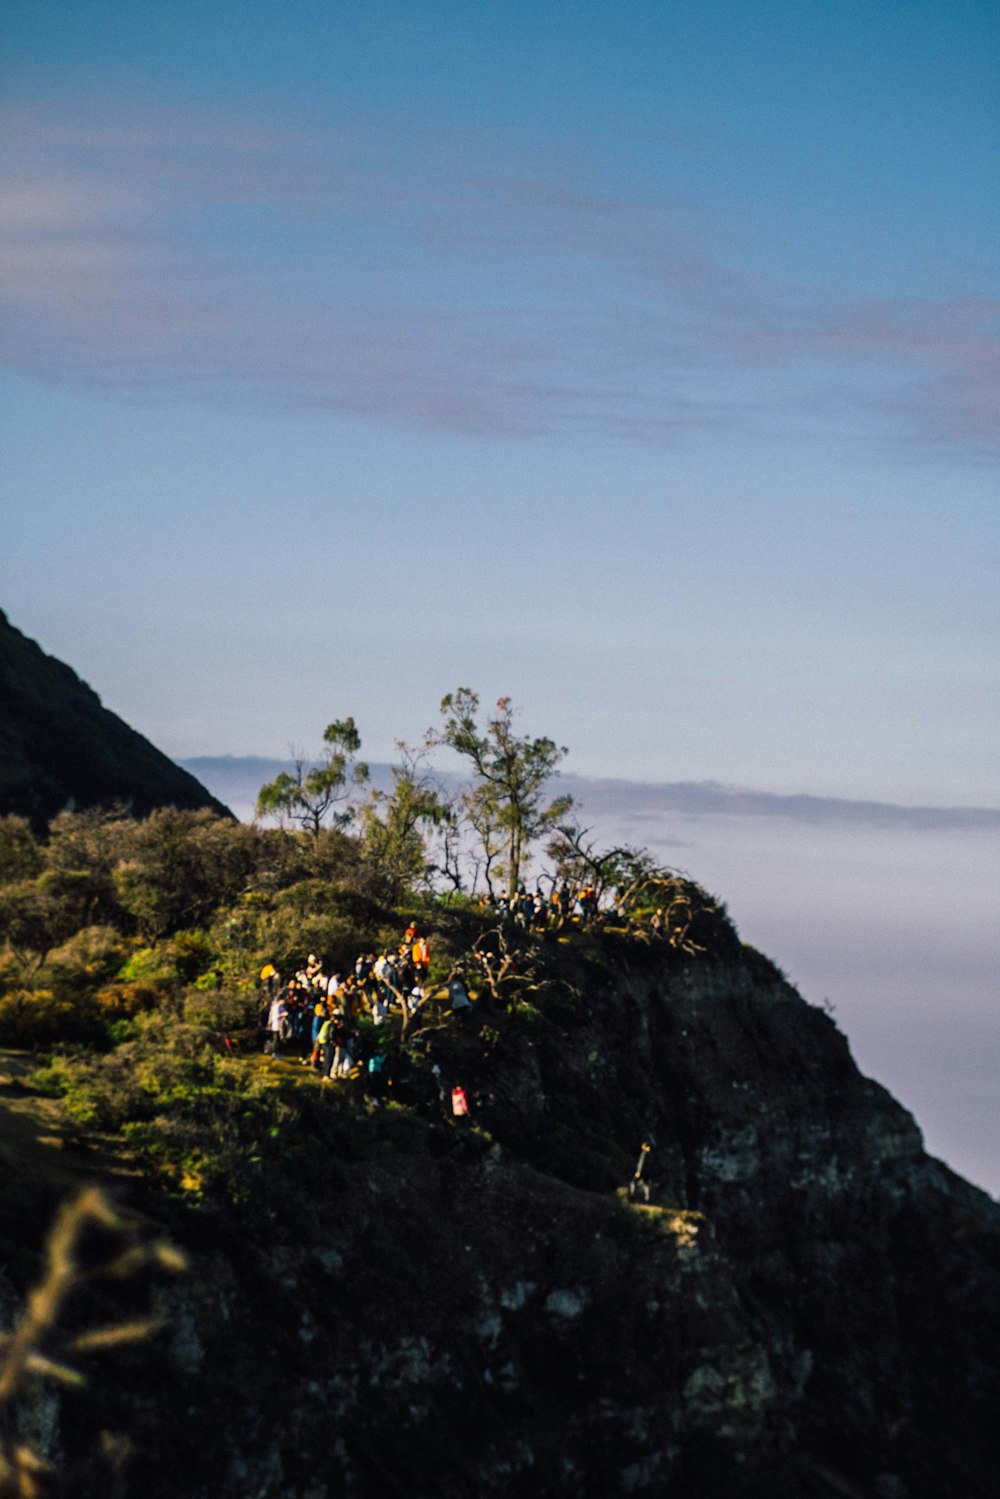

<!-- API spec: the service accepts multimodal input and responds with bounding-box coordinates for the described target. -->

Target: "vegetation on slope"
[1,696,997,1499]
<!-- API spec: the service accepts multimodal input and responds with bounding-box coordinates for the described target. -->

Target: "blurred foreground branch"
[0,1186,186,1498]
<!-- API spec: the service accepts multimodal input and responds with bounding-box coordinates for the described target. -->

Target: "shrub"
[0,816,43,882]
[37,924,130,1000]
[0,988,105,1046]
[93,981,163,1022]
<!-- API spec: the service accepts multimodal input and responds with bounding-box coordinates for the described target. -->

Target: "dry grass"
[0,1187,186,1497]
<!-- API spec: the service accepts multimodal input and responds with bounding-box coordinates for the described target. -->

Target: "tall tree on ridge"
[436,689,572,894]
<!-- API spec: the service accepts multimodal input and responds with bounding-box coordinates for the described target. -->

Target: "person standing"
[628,1141,652,1203]
[266,991,288,1060]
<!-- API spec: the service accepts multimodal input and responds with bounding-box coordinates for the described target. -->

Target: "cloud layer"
[3,99,998,449]
[183,757,1000,834]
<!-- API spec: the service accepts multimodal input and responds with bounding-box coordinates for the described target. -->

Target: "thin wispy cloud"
[2,99,997,450]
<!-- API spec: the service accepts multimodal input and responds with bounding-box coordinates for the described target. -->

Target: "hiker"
[396,947,415,997]
[449,977,472,1015]
[335,1022,357,1077]
[412,934,430,980]
[266,991,288,1059]
[407,984,426,1017]
[365,1051,389,1106]
[304,1001,327,1068]
[628,1141,652,1203]
[319,1009,343,1080]
[380,952,398,1004]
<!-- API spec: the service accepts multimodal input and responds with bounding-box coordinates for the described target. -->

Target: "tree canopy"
[256,719,369,839]
[436,689,572,893]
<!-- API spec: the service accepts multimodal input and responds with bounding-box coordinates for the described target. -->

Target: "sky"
[1,4,998,1184]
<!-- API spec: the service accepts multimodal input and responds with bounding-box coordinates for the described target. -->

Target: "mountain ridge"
[0,609,231,826]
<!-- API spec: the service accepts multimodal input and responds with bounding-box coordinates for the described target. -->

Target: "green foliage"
[37,924,130,1000]
[32,1012,301,1198]
[116,946,178,985]
[248,880,392,976]
[0,703,727,1217]
[44,807,134,924]
[110,809,264,938]
[117,930,215,987]
[360,742,451,901]
[0,816,43,882]
[256,718,369,838]
[0,987,105,1046]
[0,870,99,971]
[180,988,256,1032]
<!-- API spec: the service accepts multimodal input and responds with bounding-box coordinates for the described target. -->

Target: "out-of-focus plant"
[0,1186,186,1497]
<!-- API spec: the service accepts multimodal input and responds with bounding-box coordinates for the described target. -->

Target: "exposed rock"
[1,919,997,1497]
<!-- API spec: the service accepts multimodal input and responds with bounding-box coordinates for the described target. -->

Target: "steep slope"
[0,610,231,825]
[2,908,996,1499]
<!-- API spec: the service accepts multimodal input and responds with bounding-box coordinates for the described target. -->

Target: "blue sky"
[2,0,996,794]
[1,1,998,1188]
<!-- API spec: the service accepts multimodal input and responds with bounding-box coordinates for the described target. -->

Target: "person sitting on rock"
[407,984,426,1016]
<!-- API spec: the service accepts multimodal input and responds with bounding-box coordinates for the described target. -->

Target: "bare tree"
[436,690,572,894]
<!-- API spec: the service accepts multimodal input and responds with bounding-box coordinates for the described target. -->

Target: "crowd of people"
[259,921,473,1087]
[255,881,676,1196]
[256,881,626,1091]
[478,881,624,928]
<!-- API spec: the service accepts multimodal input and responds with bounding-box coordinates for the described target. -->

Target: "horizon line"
[179,756,1000,833]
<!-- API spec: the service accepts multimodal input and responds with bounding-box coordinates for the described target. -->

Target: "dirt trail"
[0,1051,141,1270]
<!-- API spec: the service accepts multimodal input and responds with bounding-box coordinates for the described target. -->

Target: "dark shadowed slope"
[0,609,231,826]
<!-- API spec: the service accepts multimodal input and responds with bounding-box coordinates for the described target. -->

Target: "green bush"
[37,924,130,999]
[0,987,106,1046]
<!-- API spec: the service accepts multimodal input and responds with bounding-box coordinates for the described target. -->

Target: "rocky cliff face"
[4,915,999,1498]
[0,609,230,825]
